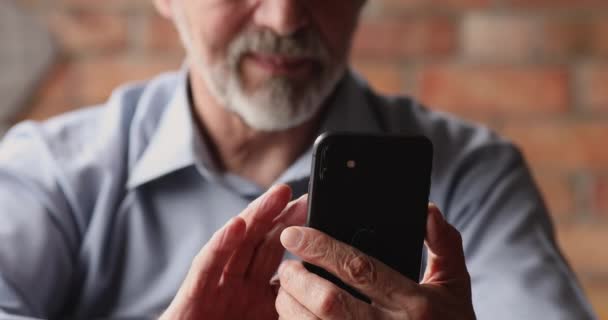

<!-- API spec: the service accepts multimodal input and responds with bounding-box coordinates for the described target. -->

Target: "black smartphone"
[305,132,433,302]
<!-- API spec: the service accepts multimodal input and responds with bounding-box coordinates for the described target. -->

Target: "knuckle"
[451,227,463,244]
[410,295,433,320]
[302,233,331,258]
[208,228,231,255]
[444,222,463,244]
[317,287,345,317]
[342,251,377,287]
[449,227,467,260]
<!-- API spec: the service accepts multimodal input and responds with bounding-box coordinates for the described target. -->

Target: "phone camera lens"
[346,160,356,168]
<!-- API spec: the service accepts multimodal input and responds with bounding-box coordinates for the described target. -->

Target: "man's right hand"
[159,184,307,320]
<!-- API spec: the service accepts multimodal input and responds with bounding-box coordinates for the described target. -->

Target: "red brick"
[579,64,608,112]
[591,21,608,56]
[541,20,589,59]
[48,9,128,55]
[533,172,576,220]
[73,56,181,105]
[541,19,608,59]
[352,17,457,59]
[417,65,570,115]
[462,14,539,62]
[502,122,608,171]
[143,14,184,54]
[557,223,608,275]
[351,60,405,95]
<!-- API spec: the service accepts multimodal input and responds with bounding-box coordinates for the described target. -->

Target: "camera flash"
[346,160,356,168]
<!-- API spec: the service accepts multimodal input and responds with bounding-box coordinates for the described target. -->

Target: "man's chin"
[226,92,322,132]
[235,113,314,132]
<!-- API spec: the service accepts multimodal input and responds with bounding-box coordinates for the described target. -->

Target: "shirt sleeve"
[0,122,79,319]
[442,143,597,319]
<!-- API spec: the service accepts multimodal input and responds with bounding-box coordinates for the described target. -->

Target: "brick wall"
[15,0,608,317]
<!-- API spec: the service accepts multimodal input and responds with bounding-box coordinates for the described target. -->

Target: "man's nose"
[253,0,309,36]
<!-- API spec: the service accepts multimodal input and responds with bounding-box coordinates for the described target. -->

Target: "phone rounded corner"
[313,131,340,150]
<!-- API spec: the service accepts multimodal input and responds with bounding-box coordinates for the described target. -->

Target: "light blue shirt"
[0,69,596,319]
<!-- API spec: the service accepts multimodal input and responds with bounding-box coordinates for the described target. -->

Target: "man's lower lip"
[248,55,314,76]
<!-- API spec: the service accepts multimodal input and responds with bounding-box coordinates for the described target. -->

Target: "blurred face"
[162,0,364,131]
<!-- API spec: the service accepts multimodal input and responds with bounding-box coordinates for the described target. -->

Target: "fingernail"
[257,185,286,205]
[281,227,302,249]
[267,184,282,196]
[292,194,308,207]
[227,216,243,230]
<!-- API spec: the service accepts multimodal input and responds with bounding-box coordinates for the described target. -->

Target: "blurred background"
[2,0,607,317]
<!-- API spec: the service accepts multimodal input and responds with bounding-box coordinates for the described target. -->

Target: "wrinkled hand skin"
[160,184,307,320]
[276,204,477,320]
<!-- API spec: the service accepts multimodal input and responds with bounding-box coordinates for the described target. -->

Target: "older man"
[0,0,596,319]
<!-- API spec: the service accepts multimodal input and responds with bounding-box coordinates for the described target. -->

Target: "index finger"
[223,184,293,277]
[280,226,418,309]
[240,184,293,225]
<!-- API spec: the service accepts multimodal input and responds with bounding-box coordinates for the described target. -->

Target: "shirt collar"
[127,68,385,190]
[126,70,205,189]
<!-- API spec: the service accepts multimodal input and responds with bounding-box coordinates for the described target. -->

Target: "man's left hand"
[275,204,476,320]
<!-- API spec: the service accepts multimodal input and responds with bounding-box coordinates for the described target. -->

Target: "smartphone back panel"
[306,133,433,298]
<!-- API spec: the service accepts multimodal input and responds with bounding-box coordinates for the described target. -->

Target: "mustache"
[228,28,330,62]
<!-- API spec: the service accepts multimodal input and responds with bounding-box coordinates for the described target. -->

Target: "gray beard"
[202,54,345,131]
[174,4,346,131]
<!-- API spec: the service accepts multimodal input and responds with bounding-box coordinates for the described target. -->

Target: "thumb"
[422,204,470,286]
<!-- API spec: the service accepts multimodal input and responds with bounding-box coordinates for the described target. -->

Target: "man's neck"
[188,71,321,189]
